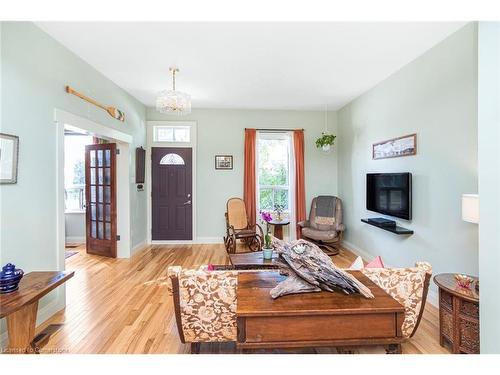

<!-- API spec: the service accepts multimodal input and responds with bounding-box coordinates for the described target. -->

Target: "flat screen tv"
[366,173,412,220]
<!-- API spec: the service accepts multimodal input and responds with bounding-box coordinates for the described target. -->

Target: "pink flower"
[260,211,272,222]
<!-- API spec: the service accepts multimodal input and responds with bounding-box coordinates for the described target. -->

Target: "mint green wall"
[478,22,500,354]
[146,108,338,239]
[0,22,147,338]
[337,23,478,301]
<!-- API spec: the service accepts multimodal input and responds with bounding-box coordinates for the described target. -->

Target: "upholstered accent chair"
[168,266,238,354]
[224,197,263,254]
[298,196,345,256]
[361,262,432,339]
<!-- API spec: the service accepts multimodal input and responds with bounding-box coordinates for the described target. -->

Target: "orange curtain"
[244,129,257,226]
[294,130,306,239]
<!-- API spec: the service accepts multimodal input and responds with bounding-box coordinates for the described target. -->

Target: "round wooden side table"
[268,220,290,240]
[433,273,479,354]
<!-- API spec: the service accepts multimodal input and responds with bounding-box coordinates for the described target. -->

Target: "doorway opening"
[63,127,93,260]
[62,125,120,259]
[146,121,197,244]
[55,109,132,270]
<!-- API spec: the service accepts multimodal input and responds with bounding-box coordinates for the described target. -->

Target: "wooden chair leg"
[191,342,201,354]
[230,234,237,254]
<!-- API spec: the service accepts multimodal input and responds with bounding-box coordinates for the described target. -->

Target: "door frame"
[54,109,132,264]
[146,121,197,244]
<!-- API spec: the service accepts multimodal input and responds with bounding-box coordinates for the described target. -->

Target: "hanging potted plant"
[316,133,336,152]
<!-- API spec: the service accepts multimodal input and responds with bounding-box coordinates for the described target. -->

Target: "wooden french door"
[152,147,193,240]
[85,143,117,257]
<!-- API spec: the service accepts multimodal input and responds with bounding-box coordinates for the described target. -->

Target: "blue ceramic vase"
[0,263,24,294]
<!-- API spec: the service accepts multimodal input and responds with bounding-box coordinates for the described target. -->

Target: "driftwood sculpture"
[270,238,374,299]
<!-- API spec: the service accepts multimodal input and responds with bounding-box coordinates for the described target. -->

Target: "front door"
[152,147,193,240]
[85,143,117,257]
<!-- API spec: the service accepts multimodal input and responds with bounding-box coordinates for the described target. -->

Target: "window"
[153,125,190,142]
[160,153,185,165]
[64,134,93,211]
[257,132,292,213]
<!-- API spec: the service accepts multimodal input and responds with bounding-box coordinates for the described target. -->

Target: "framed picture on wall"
[0,133,19,184]
[372,133,417,160]
[215,155,233,170]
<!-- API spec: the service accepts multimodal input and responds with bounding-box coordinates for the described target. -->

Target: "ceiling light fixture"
[156,67,191,115]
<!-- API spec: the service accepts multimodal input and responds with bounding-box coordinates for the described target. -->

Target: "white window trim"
[146,121,197,244]
[256,130,296,240]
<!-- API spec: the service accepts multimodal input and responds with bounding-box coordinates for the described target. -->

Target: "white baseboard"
[341,240,437,308]
[65,236,85,244]
[196,237,224,244]
[131,240,147,256]
[150,237,224,245]
[342,240,377,263]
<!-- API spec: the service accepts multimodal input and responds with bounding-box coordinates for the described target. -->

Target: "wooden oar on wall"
[66,86,125,122]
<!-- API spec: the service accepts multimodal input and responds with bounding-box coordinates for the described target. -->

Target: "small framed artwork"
[373,133,417,160]
[0,133,19,184]
[215,155,233,170]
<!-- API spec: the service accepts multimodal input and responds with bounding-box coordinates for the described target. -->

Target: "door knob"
[183,200,191,205]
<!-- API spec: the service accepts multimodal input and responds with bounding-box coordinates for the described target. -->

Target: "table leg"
[386,344,402,354]
[6,300,39,354]
[273,225,283,240]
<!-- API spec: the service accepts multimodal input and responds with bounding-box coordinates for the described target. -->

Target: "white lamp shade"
[462,194,479,223]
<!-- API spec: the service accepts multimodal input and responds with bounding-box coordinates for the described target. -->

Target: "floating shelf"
[361,219,414,235]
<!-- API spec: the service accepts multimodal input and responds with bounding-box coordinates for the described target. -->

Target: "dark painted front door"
[152,147,193,240]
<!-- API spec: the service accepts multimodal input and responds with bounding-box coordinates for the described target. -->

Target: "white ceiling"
[37,22,466,111]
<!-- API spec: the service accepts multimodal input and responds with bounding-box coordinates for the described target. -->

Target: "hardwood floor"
[36,243,450,354]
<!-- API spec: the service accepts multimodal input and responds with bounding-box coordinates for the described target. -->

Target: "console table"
[434,273,479,354]
[0,271,74,353]
[236,271,405,353]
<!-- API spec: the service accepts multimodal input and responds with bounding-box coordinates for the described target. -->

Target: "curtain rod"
[245,128,304,132]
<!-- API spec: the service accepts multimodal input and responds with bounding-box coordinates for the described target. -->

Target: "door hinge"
[116,235,121,241]
[116,149,120,155]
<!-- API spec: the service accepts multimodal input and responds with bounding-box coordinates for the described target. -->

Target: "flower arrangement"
[260,211,273,249]
[274,202,286,221]
[315,133,336,151]
[454,274,474,289]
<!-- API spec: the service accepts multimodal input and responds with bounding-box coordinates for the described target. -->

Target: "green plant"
[315,133,336,148]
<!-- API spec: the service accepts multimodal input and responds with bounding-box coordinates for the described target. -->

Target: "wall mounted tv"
[366,173,412,220]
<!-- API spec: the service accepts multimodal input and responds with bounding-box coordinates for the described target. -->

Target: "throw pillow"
[349,256,364,270]
[365,256,385,268]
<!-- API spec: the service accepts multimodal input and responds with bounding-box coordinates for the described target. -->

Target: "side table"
[433,273,479,354]
[268,220,290,240]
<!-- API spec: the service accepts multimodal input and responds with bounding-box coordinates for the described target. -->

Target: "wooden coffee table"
[229,251,278,267]
[236,271,405,353]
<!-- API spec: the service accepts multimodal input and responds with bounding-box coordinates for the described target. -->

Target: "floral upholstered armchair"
[361,262,432,339]
[167,266,238,353]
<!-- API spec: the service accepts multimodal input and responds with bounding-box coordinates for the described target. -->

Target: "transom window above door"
[257,132,292,213]
[153,125,190,143]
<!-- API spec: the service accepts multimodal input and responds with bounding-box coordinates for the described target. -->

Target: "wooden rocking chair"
[224,198,263,254]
